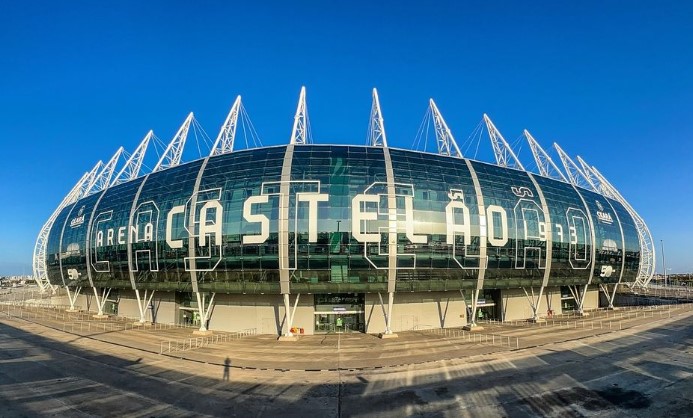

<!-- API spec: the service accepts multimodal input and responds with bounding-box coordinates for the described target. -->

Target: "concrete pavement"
[0,303,691,416]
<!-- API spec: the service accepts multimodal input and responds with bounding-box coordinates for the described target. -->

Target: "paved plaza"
[0,302,691,417]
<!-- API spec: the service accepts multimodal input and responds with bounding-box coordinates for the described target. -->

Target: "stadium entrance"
[314,293,365,333]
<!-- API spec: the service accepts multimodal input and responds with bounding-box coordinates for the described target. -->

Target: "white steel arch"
[367,88,388,147]
[590,166,656,287]
[112,131,153,186]
[32,171,91,292]
[430,99,462,157]
[290,86,311,145]
[153,112,193,172]
[210,95,241,156]
[524,130,567,182]
[483,114,525,170]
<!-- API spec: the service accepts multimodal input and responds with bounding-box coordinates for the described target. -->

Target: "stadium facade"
[33,88,655,337]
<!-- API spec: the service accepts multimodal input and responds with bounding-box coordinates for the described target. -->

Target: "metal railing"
[159,328,257,354]
[417,327,520,349]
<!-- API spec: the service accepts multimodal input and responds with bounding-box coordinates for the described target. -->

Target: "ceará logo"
[70,206,86,228]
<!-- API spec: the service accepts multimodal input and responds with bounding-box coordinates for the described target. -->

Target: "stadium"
[33,88,656,338]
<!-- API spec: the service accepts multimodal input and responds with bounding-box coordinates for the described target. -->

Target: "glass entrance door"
[314,293,365,333]
[315,312,364,333]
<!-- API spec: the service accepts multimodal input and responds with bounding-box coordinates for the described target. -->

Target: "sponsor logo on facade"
[595,200,613,225]
[69,206,86,228]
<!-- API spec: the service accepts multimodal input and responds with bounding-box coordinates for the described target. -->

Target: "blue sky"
[0,1,691,275]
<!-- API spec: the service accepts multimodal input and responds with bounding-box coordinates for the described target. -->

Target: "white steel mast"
[85,146,124,195]
[210,95,241,156]
[524,130,568,182]
[576,156,605,194]
[483,114,525,170]
[430,99,462,157]
[112,131,153,186]
[553,143,597,191]
[153,112,193,172]
[290,86,311,145]
[367,88,388,147]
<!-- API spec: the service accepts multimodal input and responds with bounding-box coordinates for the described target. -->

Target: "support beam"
[464,288,484,330]
[462,160,488,330]
[567,285,590,315]
[134,289,156,323]
[460,289,468,321]
[598,283,619,309]
[290,86,311,145]
[65,286,82,312]
[430,99,462,157]
[92,287,112,318]
[193,292,216,333]
[367,88,388,147]
[377,292,397,337]
[153,112,194,172]
[522,286,547,322]
[279,293,301,339]
[483,114,525,170]
[525,172,553,321]
[112,131,153,186]
[210,95,241,156]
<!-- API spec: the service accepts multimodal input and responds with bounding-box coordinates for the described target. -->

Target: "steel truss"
[85,147,124,196]
[553,143,597,191]
[367,88,388,147]
[210,95,241,156]
[79,161,105,199]
[524,130,567,182]
[483,114,525,170]
[153,112,193,172]
[112,131,153,186]
[290,86,311,145]
[430,99,462,157]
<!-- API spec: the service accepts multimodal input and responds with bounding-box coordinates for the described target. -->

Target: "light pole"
[661,240,667,287]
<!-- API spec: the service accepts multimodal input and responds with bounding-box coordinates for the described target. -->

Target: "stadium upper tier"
[34,88,655,298]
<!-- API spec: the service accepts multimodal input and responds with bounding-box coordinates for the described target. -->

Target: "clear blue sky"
[1,1,691,275]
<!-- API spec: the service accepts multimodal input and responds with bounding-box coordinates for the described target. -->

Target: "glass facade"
[46,145,641,294]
